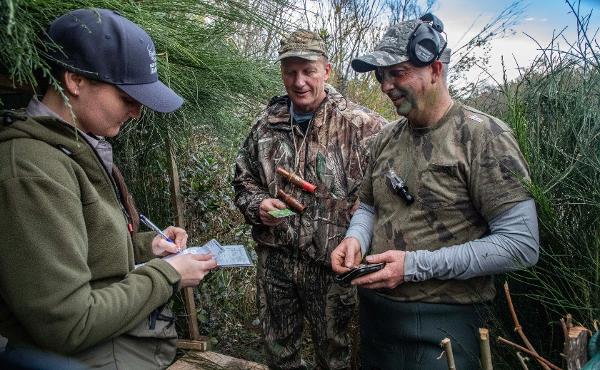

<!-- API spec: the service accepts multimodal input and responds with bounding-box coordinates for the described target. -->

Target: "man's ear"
[62,70,84,96]
[430,60,444,84]
[324,62,331,82]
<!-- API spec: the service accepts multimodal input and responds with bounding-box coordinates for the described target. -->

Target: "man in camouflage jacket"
[233,29,385,370]
[331,15,540,370]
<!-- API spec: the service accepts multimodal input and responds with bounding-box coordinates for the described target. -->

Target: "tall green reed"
[469,1,600,363]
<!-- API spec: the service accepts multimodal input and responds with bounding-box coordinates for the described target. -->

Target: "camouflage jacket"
[360,101,531,303]
[233,86,386,265]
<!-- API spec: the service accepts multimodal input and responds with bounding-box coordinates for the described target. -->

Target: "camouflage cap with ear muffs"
[352,16,450,73]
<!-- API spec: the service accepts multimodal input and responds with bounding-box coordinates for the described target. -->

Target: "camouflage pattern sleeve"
[232,124,271,226]
[470,130,531,221]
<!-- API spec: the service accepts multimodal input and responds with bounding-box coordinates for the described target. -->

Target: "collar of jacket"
[266,84,345,129]
[0,111,88,155]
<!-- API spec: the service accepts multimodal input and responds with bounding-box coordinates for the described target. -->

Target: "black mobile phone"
[335,263,385,285]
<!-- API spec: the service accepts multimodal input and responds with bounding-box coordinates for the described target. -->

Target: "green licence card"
[269,208,296,218]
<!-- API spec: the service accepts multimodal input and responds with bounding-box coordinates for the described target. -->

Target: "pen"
[139,214,175,244]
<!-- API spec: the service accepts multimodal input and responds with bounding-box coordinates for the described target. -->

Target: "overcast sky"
[434,0,599,84]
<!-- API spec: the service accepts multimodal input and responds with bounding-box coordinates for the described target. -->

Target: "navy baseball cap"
[45,8,183,113]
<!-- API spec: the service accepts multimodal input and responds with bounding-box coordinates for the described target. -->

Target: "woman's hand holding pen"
[152,225,218,287]
[151,226,188,257]
[142,215,218,286]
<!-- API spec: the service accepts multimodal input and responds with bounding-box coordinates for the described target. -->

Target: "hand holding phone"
[335,263,385,285]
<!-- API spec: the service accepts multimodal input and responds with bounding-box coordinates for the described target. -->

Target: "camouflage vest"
[233,86,386,265]
[359,102,530,303]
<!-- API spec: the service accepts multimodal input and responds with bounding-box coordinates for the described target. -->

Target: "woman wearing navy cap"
[0,8,216,368]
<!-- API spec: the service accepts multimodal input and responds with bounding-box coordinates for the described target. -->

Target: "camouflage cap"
[278,29,327,61]
[352,19,450,73]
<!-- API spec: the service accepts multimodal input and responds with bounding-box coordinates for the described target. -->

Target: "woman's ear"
[62,70,84,96]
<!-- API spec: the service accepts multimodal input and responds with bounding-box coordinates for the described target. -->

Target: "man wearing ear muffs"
[331,14,540,369]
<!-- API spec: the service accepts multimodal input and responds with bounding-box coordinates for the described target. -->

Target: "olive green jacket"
[0,112,180,355]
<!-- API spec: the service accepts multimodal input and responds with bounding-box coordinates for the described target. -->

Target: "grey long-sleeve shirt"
[344,199,539,281]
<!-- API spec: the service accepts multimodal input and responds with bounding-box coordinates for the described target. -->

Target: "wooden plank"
[0,74,33,94]
[167,361,198,370]
[168,351,268,370]
[176,339,210,352]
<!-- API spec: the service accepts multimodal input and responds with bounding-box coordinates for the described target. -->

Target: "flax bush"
[466,2,600,365]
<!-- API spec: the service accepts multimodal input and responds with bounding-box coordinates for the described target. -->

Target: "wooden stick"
[166,132,201,343]
[480,328,493,370]
[440,338,457,370]
[563,326,589,370]
[516,352,530,370]
[560,317,569,346]
[504,282,551,370]
[183,287,200,340]
[497,337,562,370]
[566,314,573,330]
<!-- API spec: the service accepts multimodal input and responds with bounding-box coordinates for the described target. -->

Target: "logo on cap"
[147,45,157,75]
[415,44,434,62]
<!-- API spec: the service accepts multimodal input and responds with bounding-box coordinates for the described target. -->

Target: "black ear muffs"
[407,13,447,67]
